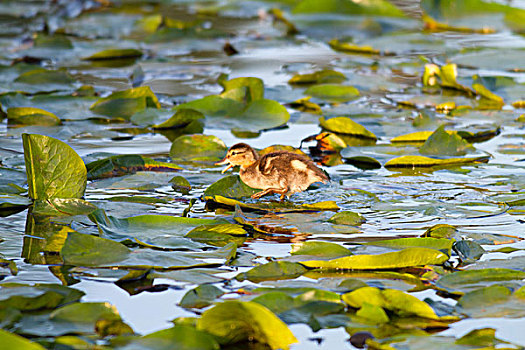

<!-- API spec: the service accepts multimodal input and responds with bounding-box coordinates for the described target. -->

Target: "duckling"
[216,143,329,201]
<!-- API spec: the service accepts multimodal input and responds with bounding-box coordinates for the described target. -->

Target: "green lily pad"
[170,134,227,163]
[197,300,298,350]
[219,77,264,103]
[22,134,87,200]
[319,116,377,140]
[252,292,295,314]
[391,131,434,143]
[185,224,247,247]
[456,285,525,318]
[0,329,45,350]
[203,175,259,199]
[86,154,182,180]
[205,195,339,212]
[14,68,75,87]
[290,241,352,258]
[343,287,440,320]
[364,237,454,256]
[384,155,489,168]
[90,86,160,119]
[419,125,474,156]
[288,69,346,85]
[328,211,365,225]
[152,108,204,129]
[236,261,308,282]
[0,283,84,311]
[437,268,525,294]
[117,325,219,350]
[7,107,61,126]
[179,284,224,309]
[0,194,31,213]
[300,247,449,270]
[169,175,191,194]
[328,39,387,55]
[83,48,143,61]
[61,231,131,266]
[305,84,360,103]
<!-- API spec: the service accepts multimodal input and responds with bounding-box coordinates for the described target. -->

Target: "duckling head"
[215,143,259,173]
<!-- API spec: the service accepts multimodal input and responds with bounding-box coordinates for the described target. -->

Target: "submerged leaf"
[306,84,360,103]
[86,154,182,180]
[22,134,87,200]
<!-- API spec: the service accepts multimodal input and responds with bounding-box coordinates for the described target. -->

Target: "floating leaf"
[288,69,346,85]
[328,39,391,56]
[293,0,405,17]
[236,261,308,282]
[83,48,143,61]
[170,176,191,194]
[197,300,298,350]
[219,77,264,103]
[391,131,434,143]
[422,224,458,238]
[0,329,45,350]
[252,292,295,314]
[61,231,131,266]
[385,155,489,168]
[122,325,220,350]
[0,283,84,311]
[305,84,360,103]
[365,237,454,256]
[300,247,449,270]
[291,241,352,258]
[90,86,160,119]
[343,287,440,319]
[455,285,525,318]
[185,224,247,247]
[437,268,525,294]
[152,108,204,129]
[472,83,504,104]
[170,134,227,163]
[328,211,365,226]
[22,134,87,200]
[14,68,75,86]
[238,99,290,132]
[205,195,339,212]
[419,125,474,156]
[287,97,322,114]
[179,284,224,309]
[204,175,259,199]
[7,107,61,127]
[86,154,182,180]
[319,116,376,140]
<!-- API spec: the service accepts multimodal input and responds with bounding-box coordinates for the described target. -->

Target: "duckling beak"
[215,158,234,173]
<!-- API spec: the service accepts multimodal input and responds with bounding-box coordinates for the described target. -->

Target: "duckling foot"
[251,188,288,200]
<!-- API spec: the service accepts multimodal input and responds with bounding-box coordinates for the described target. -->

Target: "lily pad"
[328,211,365,226]
[293,0,405,17]
[419,125,474,156]
[291,241,352,258]
[306,84,360,103]
[32,198,98,217]
[236,261,308,282]
[170,134,227,163]
[197,300,298,350]
[437,268,525,294]
[0,329,45,350]
[152,108,204,129]
[22,134,87,200]
[384,155,489,168]
[219,77,264,103]
[61,231,131,266]
[7,107,61,127]
[90,86,160,119]
[288,69,346,85]
[205,195,339,212]
[300,247,449,270]
[179,284,224,309]
[319,116,377,140]
[83,48,143,61]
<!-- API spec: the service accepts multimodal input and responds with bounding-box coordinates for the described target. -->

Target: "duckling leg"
[251,187,288,200]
